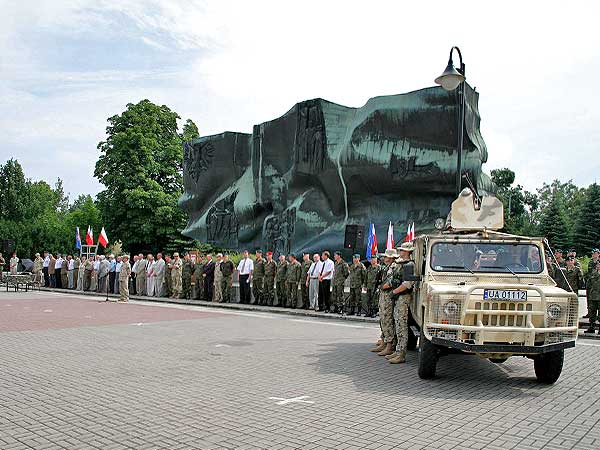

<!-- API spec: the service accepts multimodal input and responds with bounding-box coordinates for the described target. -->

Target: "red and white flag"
[98,227,109,248]
[85,226,94,246]
[405,222,415,242]
[386,222,394,250]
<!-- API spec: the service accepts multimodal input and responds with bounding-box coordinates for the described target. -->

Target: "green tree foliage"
[538,194,570,249]
[573,183,600,255]
[0,160,102,258]
[94,99,199,254]
[490,168,538,235]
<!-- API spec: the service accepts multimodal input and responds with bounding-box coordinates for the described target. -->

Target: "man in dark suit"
[203,254,215,301]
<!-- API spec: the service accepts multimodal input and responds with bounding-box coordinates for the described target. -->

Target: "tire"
[407,326,418,351]
[534,350,564,384]
[489,358,508,364]
[418,335,439,379]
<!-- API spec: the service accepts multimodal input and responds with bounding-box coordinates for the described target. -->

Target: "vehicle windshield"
[430,242,543,274]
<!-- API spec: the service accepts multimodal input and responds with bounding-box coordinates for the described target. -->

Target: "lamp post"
[435,46,466,197]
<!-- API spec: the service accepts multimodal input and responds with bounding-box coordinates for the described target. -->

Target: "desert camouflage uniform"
[378,262,397,344]
[392,259,415,355]
[171,258,183,298]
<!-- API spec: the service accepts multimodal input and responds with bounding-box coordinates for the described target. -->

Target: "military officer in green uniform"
[285,254,302,308]
[263,251,277,306]
[253,250,266,305]
[585,259,600,333]
[181,253,194,299]
[366,256,381,317]
[275,255,288,307]
[560,256,584,293]
[332,251,349,314]
[220,254,235,303]
[193,255,206,300]
[348,254,366,316]
[300,253,312,309]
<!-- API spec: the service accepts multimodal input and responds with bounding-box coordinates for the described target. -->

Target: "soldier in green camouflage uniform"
[220,254,235,303]
[559,256,584,293]
[276,255,288,307]
[193,255,206,300]
[332,251,349,314]
[300,253,312,309]
[263,252,277,306]
[253,250,265,305]
[348,254,366,316]
[366,257,381,318]
[585,259,600,333]
[181,253,194,299]
[285,254,302,308]
[370,249,398,356]
[386,242,416,364]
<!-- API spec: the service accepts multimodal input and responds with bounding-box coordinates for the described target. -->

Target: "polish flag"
[98,227,109,248]
[386,222,394,250]
[405,222,415,242]
[85,226,94,245]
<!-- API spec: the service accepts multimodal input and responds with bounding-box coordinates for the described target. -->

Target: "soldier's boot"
[347,304,355,316]
[369,340,385,352]
[585,321,596,333]
[377,343,394,356]
[388,351,406,364]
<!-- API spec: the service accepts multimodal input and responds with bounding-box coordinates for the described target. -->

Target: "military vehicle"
[407,189,579,383]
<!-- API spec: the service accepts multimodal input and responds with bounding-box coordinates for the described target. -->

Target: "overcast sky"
[1,0,599,200]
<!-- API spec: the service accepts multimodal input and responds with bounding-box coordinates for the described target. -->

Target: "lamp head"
[435,60,465,91]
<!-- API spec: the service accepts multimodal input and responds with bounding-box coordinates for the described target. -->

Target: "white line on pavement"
[577,341,600,347]
[268,395,314,405]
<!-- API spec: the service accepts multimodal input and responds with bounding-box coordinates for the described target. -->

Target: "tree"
[0,159,28,221]
[573,183,600,255]
[538,194,570,249]
[94,99,198,253]
[490,168,537,235]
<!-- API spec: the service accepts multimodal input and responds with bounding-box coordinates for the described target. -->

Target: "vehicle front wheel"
[418,336,438,379]
[533,350,564,384]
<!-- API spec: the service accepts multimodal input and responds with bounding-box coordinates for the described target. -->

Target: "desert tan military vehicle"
[407,190,579,383]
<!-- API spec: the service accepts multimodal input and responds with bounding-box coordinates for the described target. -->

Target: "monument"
[179,84,495,254]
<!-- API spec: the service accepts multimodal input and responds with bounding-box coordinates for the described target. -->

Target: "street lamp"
[435,46,466,197]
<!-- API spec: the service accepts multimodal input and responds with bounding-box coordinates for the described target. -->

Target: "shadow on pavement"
[304,341,553,400]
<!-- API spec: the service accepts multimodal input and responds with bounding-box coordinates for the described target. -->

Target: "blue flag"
[75,227,82,250]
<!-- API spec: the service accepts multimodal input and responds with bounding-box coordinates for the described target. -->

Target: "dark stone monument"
[180,85,495,255]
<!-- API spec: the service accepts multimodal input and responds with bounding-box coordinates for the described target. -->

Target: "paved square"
[1,291,599,449]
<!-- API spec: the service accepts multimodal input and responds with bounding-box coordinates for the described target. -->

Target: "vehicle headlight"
[443,301,459,317]
[547,304,562,320]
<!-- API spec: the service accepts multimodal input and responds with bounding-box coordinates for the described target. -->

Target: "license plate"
[483,289,527,301]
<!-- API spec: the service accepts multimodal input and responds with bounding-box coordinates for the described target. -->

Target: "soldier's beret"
[256,249,263,253]
[353,254,360,258]
[593,248,600,253]
[335,251,342,256]
[288,254,296,258]
[567,256,575,261]
[555,248,563,253]
[568,248,576,252]
[266,251,273,256]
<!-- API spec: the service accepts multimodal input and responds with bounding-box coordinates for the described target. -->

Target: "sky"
[1,0,599,200]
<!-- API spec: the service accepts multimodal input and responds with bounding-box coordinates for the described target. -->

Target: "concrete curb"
[37,287,380,324]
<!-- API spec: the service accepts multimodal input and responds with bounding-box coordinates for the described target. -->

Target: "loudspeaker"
[2,239,15,253]
[344,225,365,249]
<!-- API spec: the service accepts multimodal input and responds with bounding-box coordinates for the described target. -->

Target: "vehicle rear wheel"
[489,358,508,364]
[533,350,564,384]
[418,336,438,379]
